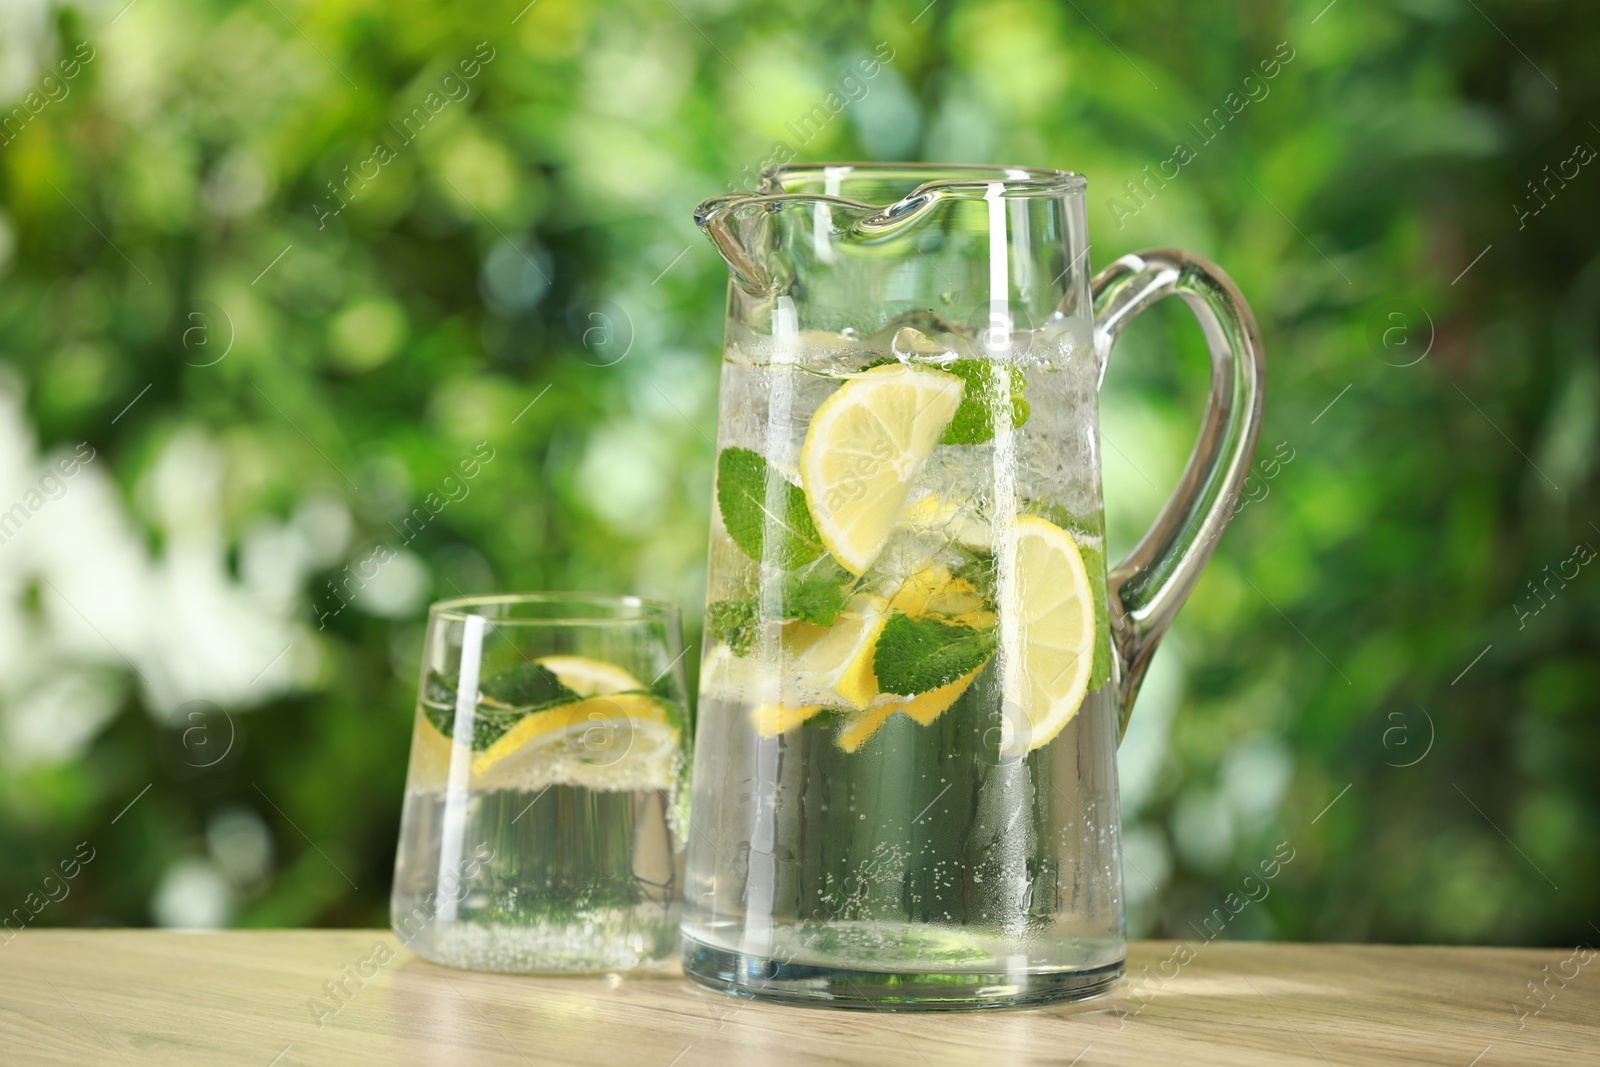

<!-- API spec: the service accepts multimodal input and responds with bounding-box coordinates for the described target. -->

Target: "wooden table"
[2,933,1595,1065]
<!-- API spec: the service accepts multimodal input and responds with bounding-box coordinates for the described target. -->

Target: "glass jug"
[683,164,1263,1009]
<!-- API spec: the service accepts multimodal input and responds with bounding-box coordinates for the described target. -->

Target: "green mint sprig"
[421,662,581,750]
[707,558,855,656]
[872,613,997,696]
[706,599,758,656]
[864,355,1029,446]
[1076,541,1113,693]
[940,360,1030,446]
[780,556,853,626]
[716,446,825,569]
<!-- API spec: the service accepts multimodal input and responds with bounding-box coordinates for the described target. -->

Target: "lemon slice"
[999,516,1096,755]
[471,693,679,792]
[536,654,642,696]
[406,713,455,790]
[700,642,765,701]
[787,593,890,708]
[830,566,994,750]
[700,641,802,706]
[899,492,993,552]
[739,594,889,736]
[837,704,898,753]
[750,702,828,737]
[730,577,992,744]
[899,663,986,726]
[889,563,995,630]
[834,660,988,750]
[800,365,963,574]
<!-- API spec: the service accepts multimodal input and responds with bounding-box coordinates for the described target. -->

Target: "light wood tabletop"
[1,932,1595,1066]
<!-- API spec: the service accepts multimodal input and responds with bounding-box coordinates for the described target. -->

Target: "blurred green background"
[1,0,1595,947]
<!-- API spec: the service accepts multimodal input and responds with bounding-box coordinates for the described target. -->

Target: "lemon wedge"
[787,593,890,708]
[835,645,988,751]
[889,563,995,630]
[837,703,898,753]
[800,365,963,574]
[998,515,1096,755]
[535,655,643,696]
[829,565,995,750]
[898,663,986,726]
[899,492,993,551]
[471,693,679,792]
[406,713,455,790]
[834,662,987,752]
[750,702,828,736]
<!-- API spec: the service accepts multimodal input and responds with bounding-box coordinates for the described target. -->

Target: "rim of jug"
[754,162,1086,204]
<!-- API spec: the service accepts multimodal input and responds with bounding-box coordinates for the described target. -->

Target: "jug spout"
[694,194,773,296]
[697,165,1089,306]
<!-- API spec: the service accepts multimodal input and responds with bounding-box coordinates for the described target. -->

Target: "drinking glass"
[391,593,691,973]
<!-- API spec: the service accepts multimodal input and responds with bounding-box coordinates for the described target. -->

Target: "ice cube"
[864,310,984,363]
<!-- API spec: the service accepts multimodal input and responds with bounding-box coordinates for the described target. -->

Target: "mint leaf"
[1022,498,1073,528]
[421,663,581,751]
[783,557,853,626]
[706,558,853,656]
[873,613,997,696]
[472,707,529,751]
[421,700,452,741]
[423,669,455,706]
[649,696,685,733]
[940,360,1029,446]
[717,447,825,568]
[1077,542,1113,693]
[949,547,995,598]
[421,699,529,751]
[480,661,577,710]
[706,599,758,656]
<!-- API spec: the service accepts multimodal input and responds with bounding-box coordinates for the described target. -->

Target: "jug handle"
[1090,249,1265,742]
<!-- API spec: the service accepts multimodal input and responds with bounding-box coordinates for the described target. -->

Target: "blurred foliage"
[0,0,1595,947]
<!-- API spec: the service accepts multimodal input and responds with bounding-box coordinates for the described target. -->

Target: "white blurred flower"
[1121,824,1173,938]
[1171,788,1236,872]
[293,493,352,568]
[1,668,123,769]
[577,423,669,535]
[152,858,235,929]
[207,807,274,889]
[1115,635,1184,817]
[0,0,51,101]
[1220,736,1293,835]
[0,389,329,767]
[352,549,430,618]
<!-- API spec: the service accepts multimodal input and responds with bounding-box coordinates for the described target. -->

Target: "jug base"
[681,936,1123,1011]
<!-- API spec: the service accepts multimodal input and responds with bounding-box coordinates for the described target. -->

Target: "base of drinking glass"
[397,912,680,975]
[681,936,1124,1011]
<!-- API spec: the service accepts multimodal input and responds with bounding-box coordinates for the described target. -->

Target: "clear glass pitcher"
[683,164,1263,1008]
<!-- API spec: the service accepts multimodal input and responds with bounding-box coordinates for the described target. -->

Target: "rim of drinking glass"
[428,592,681,626]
